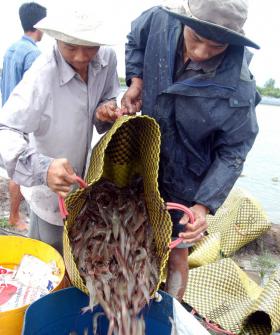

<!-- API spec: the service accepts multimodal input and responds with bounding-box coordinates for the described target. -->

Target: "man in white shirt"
[0,11,121,254]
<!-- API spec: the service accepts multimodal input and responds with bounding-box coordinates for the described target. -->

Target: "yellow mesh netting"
[187,188,277,334]
[63,115,172,295]
[188,232,221,268]
[188,187,271,268]
[184,258,280,335]
[208,187,271,257]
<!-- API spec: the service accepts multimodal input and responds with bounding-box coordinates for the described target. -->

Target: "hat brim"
[35,16,116,47]
[36,28,113,46]
[162,7,260,49]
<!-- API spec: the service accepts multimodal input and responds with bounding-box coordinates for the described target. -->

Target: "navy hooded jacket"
[125,7,260,214]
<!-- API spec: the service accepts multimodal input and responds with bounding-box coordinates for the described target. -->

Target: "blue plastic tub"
[22,287,174,335]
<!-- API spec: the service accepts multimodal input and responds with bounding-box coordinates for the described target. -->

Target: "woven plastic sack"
[63,115,172,295]
[188,232,221,268]
[188,187,272,269]
[183,258,280,335]
[208,188,271,257]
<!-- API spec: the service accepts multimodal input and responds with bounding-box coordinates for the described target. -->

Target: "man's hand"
[121,77,143,115]
[178,204,209,244]
[95,100,122,122]
[47,158,77,198]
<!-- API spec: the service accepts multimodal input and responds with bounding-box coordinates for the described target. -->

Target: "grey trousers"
[28,211,64,255]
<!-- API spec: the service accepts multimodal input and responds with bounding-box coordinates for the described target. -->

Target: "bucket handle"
[58,176,88,219]
[166,202,194,249]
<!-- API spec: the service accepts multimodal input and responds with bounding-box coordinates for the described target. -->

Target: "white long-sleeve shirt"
[0,42,120,225]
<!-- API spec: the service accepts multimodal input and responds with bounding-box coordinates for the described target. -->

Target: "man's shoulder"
[6,38,23,49]
[21,48,57,80]
[133,5,178,36]
[14,36,37,49]
[142,5,175,21]
[6,48,58,101]
[98,46,117,65]
[139,5,164,18]
[4,38,38,59]
[3,40,21,57]
[99,46,116,57]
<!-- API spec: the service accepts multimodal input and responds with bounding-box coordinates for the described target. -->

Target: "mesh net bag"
[208,187,271,257]
[183,258,280,335]
[188,187,272,268]
[188,232,221,268]
[63,115,172,295]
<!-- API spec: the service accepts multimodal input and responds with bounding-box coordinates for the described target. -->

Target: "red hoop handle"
[166,202,194,249]
[58,176,88,219]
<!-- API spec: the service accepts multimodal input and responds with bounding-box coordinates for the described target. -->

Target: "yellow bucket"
[0,236,65,335]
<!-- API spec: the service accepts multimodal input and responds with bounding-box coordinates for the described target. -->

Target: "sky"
[0,0,279,87]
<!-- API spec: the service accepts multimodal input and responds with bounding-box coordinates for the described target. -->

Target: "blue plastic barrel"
[22,287,174,335]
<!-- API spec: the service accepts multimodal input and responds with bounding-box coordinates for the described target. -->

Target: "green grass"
[0,217,9,228]
[251,252,279,280]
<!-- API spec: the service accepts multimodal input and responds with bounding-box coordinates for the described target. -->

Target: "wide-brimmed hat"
[35,10,115,46]
[162,0,260,49]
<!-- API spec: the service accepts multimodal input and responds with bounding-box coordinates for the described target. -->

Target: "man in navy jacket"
[121,0,260,301]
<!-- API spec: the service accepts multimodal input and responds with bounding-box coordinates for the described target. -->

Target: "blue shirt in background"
[1,35,40,106]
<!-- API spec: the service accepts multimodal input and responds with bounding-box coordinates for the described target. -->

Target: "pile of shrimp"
[69,176,159,335]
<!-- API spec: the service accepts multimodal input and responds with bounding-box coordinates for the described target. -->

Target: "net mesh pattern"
[63,116,172,295]
[207,188,271,256]
[188,188,272,269]
[184,259,280,334]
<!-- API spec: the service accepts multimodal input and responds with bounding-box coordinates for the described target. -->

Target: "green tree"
[264,78,275,89]
[119,77,126,87]
[257,78,280,98]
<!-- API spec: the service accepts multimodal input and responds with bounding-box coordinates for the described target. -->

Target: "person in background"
[0,10,121,254]
[1,2,47,231]
[121,0,260,301]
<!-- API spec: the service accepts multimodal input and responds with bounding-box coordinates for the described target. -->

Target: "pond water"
[235,103,280,224]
